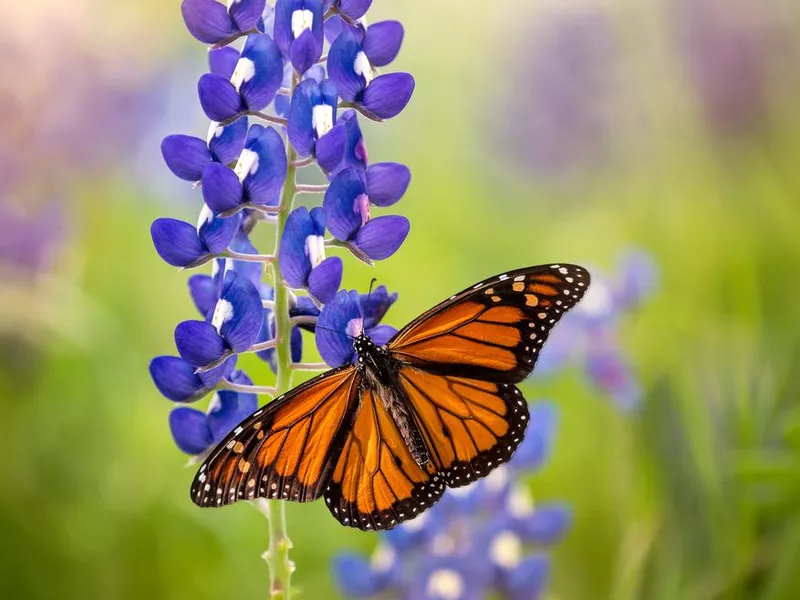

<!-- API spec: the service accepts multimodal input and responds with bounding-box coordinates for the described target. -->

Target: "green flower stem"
[259,73,300,600]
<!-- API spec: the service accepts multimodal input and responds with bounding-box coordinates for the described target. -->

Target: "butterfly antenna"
[365,277,378,307]
[310,322,356,340]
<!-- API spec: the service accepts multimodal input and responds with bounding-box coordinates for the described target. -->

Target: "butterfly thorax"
[354,334,432,468]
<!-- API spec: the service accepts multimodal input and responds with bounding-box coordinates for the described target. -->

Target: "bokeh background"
[2,0,800,598]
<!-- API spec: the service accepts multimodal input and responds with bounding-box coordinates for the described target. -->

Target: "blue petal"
[188,274,220,318]
[202,163,244,214]
[316,290,361,367]
[150,356,208,402]
[216,271,265,352]
[305,64,327,83]
[506,556,550,600]
[181,0,235,44]
[290,325,303,363]
[353,215,410,260]
[511,402,556,471]
[366,324,396,346]
[615,249,658,310]
[323,167,367,241]
[287,79,321,157]
[291,295,320,319]
[238,33,285,111]
[290,28,322,74]
[309,205,326,234]
[328,30,365,102]
[366,162,410,207]
[332,554,389,598]
[586,347,640,411]
[519,503,572,544]
[169,407,213,455]
[339,110,368,171]
[360,285,397,329]
[338,0,372,19]
[208,117,249,164]
[175,320,229,367]
[198,73,245,122]
[151,218,209,268]
[161,135,212,182]
[360,73,415,119]
[196,355,238,388]
[229,0,266,31]
[239,125,287,206]
[207,371,259,441]
[278,206,315,288]
[271,0,294,55]
[197,207,242,254]
[363,21,404,67]
[315,124,346,173]
[308,256,343,304]
[209,46,241,78]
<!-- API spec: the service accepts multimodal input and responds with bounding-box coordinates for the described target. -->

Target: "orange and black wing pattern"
[388,264,590,383]
[398,369,529,489]
[191,366,360,507]
[323,388,446,531]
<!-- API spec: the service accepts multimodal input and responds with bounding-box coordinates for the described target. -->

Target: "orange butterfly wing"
[323,388,445,530]
[191,365,360,507]
[398,369,529,488]
[389,264,590,383]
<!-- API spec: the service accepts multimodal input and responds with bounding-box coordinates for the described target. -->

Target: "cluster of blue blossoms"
[149,0,414,456]
[334,403,570,600]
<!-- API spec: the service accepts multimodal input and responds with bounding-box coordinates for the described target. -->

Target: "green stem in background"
[259,72,300,600]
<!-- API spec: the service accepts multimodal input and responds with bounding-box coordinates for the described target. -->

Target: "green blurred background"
[2,0,800,598]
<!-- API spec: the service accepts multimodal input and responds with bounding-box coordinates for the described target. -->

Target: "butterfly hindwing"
[388,264,590,383]
[399,368,530,488]
[191,365,360,507]
[323,387,446,531]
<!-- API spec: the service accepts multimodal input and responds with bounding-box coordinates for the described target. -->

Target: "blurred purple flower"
[536,249,658,410]
[499,9,620,178]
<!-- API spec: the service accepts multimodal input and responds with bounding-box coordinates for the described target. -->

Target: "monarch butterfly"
[191,264,589,530]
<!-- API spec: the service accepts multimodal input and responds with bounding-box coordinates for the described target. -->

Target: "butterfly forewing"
[192,365,360,507]
[388,264,590,383]
[323,387,446,531]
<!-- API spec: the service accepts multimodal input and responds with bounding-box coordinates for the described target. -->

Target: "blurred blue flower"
[536,249,658,410]
[332,401,568,599]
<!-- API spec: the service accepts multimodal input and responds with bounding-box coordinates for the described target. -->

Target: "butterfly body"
[191,264,590,530]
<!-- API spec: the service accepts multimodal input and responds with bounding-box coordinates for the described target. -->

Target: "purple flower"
[198,34,284,122]
[316,109,368,176]
[315,288,398,367]
[332,401,567,600]
[201,125,287,215]
[324,0,372,20]
[161,117,248,183]
[273,0,325,74]
[278,206,343,303]
[182,0,266,44]
[536,249,658,410]
[150,355,237,403]
[175,270,264,368]
[287,78,342,158]
[328,29,414,120]
[324,19,404,68]
[169,370,258,455]
[151,207,242,268]
[323,167,410,263]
